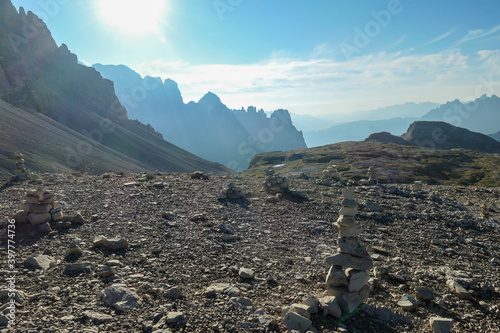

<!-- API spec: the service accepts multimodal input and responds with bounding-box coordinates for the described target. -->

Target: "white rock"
[283,311,312,333]
[24,254,55,270]
[239,267,255,279]
[397,294,418,311]
[430,317,453,333]
[101,284,141,312]
[302,296,319,314]
[346,268,370,292]
[319,296,342,318]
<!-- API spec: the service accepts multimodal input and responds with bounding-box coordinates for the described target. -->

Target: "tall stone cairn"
[324,188,373,314]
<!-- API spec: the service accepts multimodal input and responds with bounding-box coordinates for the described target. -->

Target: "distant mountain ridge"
[93,64,307,171]
[490,131,500,142]
[304,95,500,147]
[0,0,230,175]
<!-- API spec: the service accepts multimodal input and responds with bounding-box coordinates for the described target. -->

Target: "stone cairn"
[367,166,378,185]
[324,188,373,314]
[12,188,65,233]
[480,204,490,218]
[322,165,341,181]
[263,169,289,194]
[218,183,245,200]
[11,151,29,181]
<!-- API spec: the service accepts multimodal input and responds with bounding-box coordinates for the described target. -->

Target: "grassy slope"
[244,141,500,187]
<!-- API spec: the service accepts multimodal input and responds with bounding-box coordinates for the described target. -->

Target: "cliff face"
[0,0,231,175]
[0,1,127,125]
[93,64,307,171]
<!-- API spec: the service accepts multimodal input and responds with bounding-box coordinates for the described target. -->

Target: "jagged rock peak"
[198,91,225,108]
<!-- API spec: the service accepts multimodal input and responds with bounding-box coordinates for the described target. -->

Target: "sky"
[10,0,500,116]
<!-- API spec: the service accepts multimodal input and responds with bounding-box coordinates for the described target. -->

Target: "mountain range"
[92,64,307,171]
[0,0,230,177]
[305,96,500,147]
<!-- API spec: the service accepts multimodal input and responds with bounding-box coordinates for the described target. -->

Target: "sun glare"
[97,0,166,36]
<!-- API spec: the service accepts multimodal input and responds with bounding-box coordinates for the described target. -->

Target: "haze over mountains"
[92,64,307,171]
[0,0,229,176]
[304,95,500,147]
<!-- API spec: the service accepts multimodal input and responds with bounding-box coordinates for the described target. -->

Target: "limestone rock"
[101,284,141,312]
[27,213,52,226]
[72,213,85,224]
[239,267,255,279]
[37,222,52,233]
[446,279,473,300]
[166,312,186,325]
[326,266,348,287]
[415,286,436,301]
[283,311,312,333]
[289,303,311,319]
[429,317,453,333]
[319,296,342,318]
[24,254,55,270]
[325,253,373,271]
[346,268,370,292]
[11,210,29,224]
[108,238,129,250]
[65,262,93,274]
[302,296,319,314]
[397,294,418,311]
[325,285,371,314]
[164,287,182,300]
[338,238,369,257]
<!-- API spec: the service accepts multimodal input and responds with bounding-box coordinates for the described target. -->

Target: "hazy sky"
[11,0,500,115]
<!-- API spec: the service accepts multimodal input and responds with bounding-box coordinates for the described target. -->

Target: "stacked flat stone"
[16,188,63,232]
[367,166,378,185]
[263,169,289,194]
[322,165,341,181]
[324,188,373,314]
[480,204,490,218]
[411,181,423,191]
[11,151,29,181]
[218,183,244,200]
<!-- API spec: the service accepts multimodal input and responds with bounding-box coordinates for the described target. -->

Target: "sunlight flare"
[96,0,166,35]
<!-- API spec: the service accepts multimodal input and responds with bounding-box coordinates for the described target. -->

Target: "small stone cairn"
[12,188,64,233]
[367,166,378,185]
[324,188,373,314]
[263,169,289,194]
[218,183,245,200]
[411,181,423,191]
[11,151,29,181]
[480,204,490,218]
[322,165,341,181]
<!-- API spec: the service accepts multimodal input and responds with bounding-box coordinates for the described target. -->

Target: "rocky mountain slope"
[0,172,498,332]
[0,1,229,176]
[0,99,230,178]
[246,141,500,187]
[402,121,500,154]
[92,64,307,171]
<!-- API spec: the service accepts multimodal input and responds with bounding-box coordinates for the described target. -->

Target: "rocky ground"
[0,172,499,332]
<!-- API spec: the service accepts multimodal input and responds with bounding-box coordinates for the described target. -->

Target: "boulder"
[101,284,141,312]
[319,296,342,318]
[24,254,55,270]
